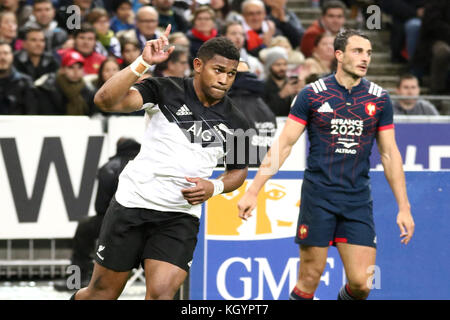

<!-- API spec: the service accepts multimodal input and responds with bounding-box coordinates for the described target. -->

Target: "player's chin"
[356,67,368,77]
[209,87,227,99]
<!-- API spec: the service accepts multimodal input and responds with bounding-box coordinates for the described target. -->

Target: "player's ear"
[335,50,343,63]
[193,58,203,74]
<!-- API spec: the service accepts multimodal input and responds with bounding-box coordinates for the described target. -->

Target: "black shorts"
[94,197,200,272]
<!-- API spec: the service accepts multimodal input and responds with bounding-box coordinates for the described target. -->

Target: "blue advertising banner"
[370,123,450,170]
[190,171,450,300]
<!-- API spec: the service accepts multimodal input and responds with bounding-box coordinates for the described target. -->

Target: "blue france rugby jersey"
[289,74,394,201]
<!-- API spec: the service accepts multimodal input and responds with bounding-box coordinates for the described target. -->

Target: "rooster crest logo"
[365,102,377,116]
[298,224,309,240]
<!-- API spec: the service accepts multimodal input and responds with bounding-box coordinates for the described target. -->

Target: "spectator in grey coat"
[393,74,440,115]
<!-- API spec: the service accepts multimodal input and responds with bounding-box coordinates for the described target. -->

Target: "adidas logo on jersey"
[176,104,193,116]
[368,82,382,97]
[318,102,333,113]
[310,79,328,93]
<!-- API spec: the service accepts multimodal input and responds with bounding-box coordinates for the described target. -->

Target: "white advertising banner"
[0,116,108,239]
[0,116,305,239]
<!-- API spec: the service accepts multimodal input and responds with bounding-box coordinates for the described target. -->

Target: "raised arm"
[376,128,415,245]
[94,25,174,113]
[237,118,306,220]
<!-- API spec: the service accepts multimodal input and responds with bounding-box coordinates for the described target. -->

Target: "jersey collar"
[331,73,367,95]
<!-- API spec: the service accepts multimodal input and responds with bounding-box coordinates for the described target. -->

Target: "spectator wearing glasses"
[117,5,160,50]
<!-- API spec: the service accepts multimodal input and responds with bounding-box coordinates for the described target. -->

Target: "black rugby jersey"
[115,77,250,217]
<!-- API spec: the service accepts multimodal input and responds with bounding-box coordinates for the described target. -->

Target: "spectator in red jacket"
[58,23,106,75]
[300,0,346,58]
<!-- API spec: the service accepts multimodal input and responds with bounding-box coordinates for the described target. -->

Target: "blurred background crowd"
[0,0,449,117]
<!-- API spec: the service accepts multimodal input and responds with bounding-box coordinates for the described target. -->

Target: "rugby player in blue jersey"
[238,29,415,300]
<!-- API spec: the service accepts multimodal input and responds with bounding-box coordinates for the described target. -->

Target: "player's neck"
[193,77,221,107]
[335,69,362,91]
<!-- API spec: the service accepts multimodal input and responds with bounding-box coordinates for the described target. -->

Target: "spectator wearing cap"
[262,46,304,116]
[0,40,36,115]
[110,0,135,33]
[14,27,59,80]
[393,74,440,115]
[259,35,305,78]
[153,0,189,33]
[35,50,97,115]
[186,6,218,63]
[300,0,346,58]
[20,0,68,52]
[87,8,121,58]
[116,5,160,50]
[57,23,107,75]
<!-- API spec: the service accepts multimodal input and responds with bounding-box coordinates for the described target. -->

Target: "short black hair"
[24,25,44,38]
[73,23,96,39]
[33,0,53,6]
[397,73,418,88]
[334,29,370,52]
[197,37,240,63]
[322,0,346,15]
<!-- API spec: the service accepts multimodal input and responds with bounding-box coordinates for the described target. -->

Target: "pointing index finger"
[164,24,172,38]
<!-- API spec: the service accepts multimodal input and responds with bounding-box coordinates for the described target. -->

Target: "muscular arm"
[218,167,248,193]
[94,24,174,113]
[376,128,415,244]
[237,118,305,219]
[94,67,143,113]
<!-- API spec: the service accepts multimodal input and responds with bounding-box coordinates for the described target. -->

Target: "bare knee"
[298,264,324,291]
[347,279,371,299]
[145,284,177,300]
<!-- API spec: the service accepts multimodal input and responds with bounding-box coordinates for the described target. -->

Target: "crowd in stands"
[0,0,449,117]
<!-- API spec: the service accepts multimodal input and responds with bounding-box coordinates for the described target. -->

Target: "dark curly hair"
[197,37,240,63]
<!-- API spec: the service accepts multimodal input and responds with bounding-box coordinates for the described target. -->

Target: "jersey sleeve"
[131,77,161,108]
[288,87,311,125]
[377,91,395,131]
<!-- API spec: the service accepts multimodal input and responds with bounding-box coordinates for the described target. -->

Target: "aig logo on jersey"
[365,102,377,116]
[184,121,232,147]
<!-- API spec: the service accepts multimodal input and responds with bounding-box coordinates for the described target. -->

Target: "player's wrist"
[210,179,224,197]
[130,55,151,77]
